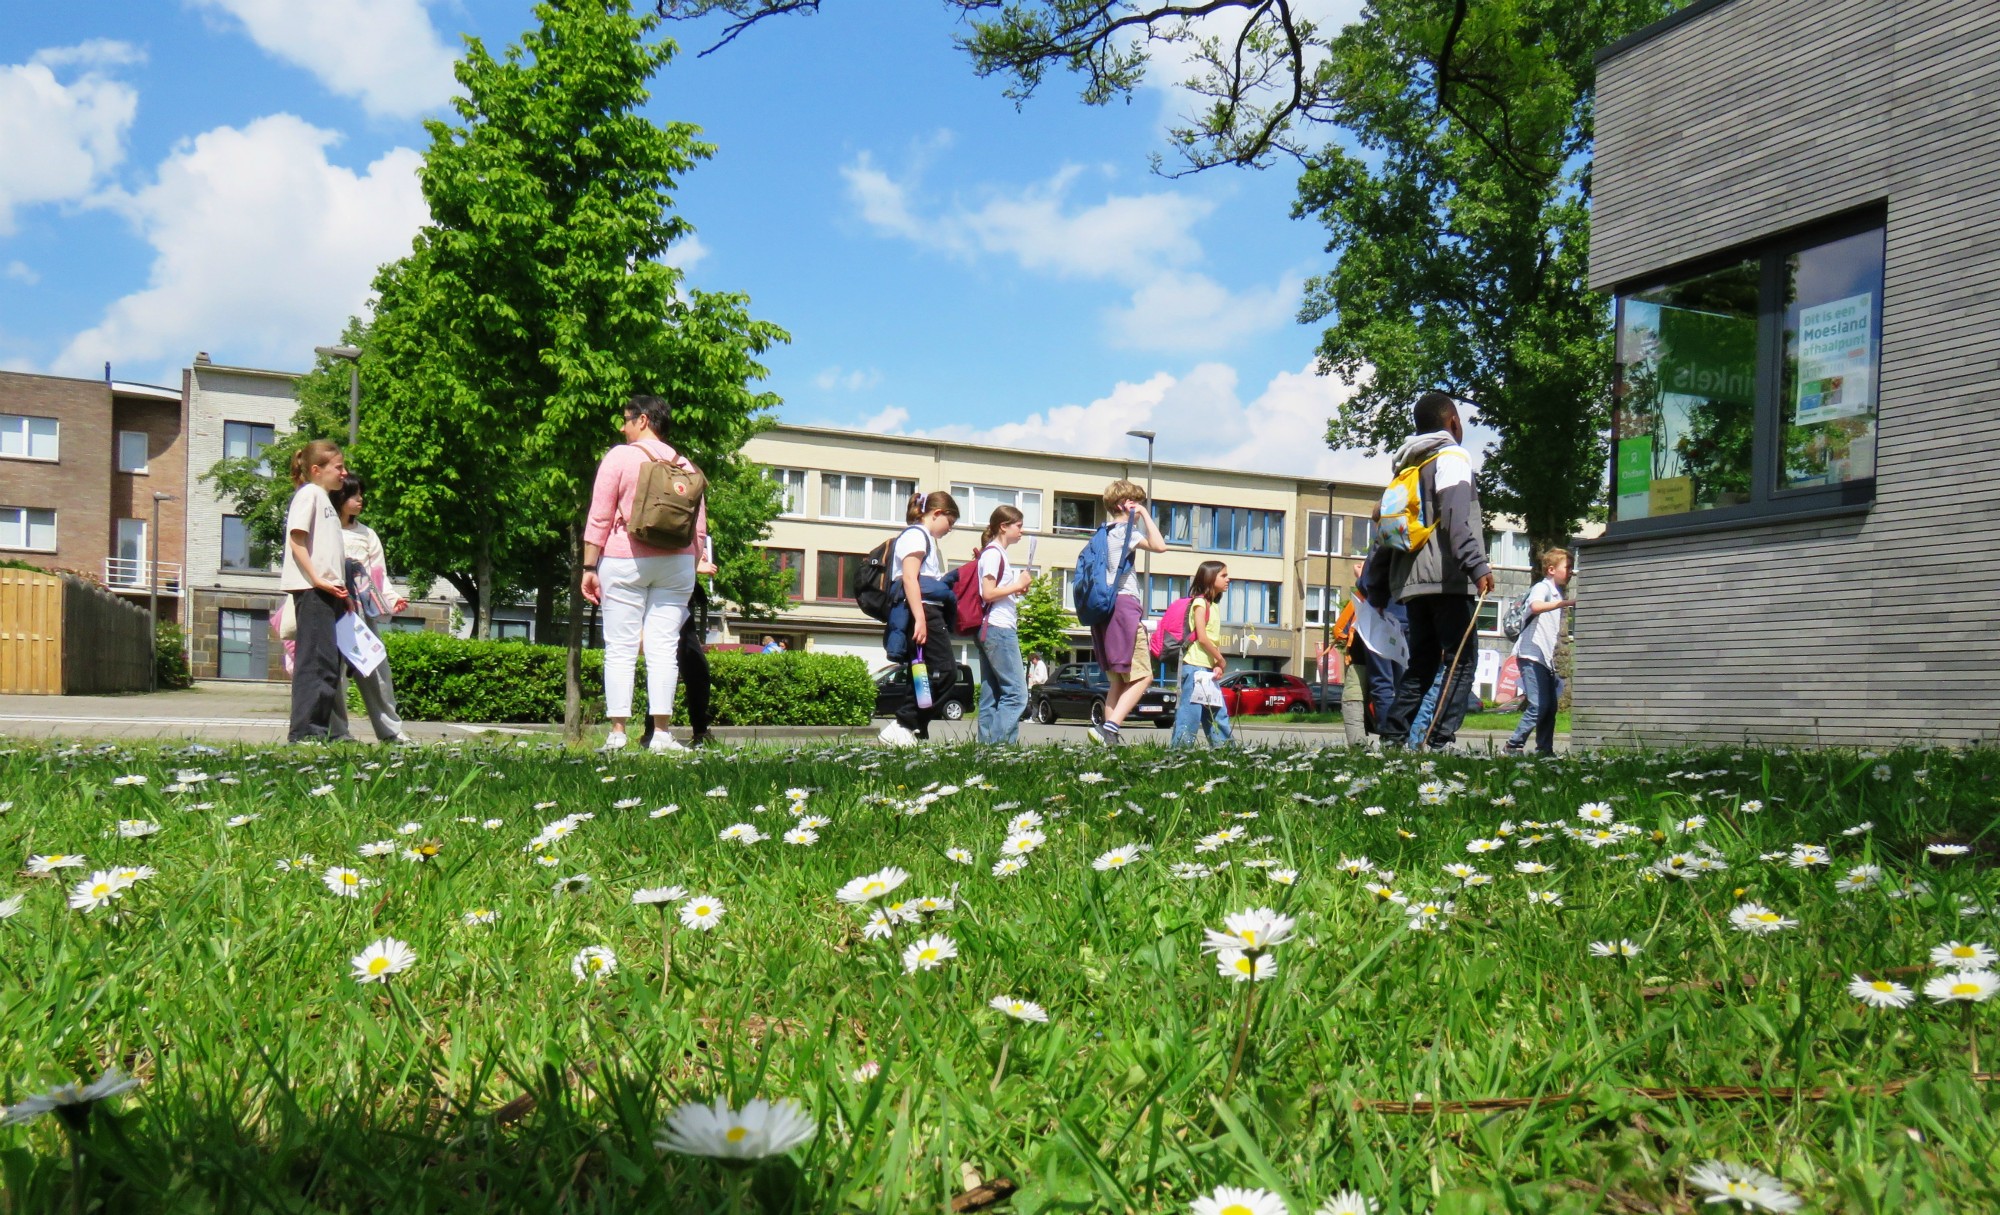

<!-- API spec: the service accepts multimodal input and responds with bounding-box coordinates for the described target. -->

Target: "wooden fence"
[0,568,154,695]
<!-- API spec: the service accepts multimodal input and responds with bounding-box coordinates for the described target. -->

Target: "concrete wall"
[1580,0,2000,745]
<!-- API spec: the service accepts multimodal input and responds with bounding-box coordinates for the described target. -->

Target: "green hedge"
[364,632,873,726]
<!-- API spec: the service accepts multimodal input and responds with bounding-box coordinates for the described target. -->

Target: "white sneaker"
[600,731,629,752]
[648,733,686,754]
[877,722,919,747]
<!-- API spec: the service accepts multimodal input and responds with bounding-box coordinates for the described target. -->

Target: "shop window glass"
[1780,228,1884,489]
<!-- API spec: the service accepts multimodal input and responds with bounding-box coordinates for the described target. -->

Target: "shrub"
[374,633,873,726]
[155,622,193,690]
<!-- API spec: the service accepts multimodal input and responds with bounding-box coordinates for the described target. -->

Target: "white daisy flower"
[1740,800,1764,814]
[1092,844,1142,871]
[26,854,86,875]
[1589,939,1641,958]
[1577,802,1614,823]
[225,814,259,828]
[648,805,678,819]
[1268,868,1298,886]
[1728,902,1797,935]
[1172,862,1214,880]
[945,847,973,865]
[1927,843,1970,857]
[350,937,416,984]
[848,1061,880,1082]
[1001,831,1045,857]
[1315,1190,1380,1215]
[1465,839,1502,854]
[111,775,148,787]
[1684,1161,1801,1212]
[0,894,24,919]
[705,786,729,798]
[1787,845,1830,868]
[632,885,688,906]
[66,871,126,912]
[1526,890,1563,907]
[901,933,957,974]
[1846,975,1913,1008]
[836,866,911,904]
[1362,805,1386,817]
[679,896,725,930]
[992,857,1026,879]
[861,910,895,940]
[396,821,423,836]
[1203,908,1296,954]
[1007,811,1044,832]
[310,785,335,797]
[357,841,396,858]
[1842,821,1874,836]
[1923,970,2000,1003]
[117,820,161,839]
[1834,865,1881,893]
[109,865,154,886]
[989,995,1049,1023]
[1514,861,1553,875]
[654,1097,814,1160]
[718,823,766,845]
[782,827,819,846]
[321,867,375,898]
[570,946,618,982]
[1931,941,1997,971]
[1337,856,1374,876]
[1214,949,1278,982]
[462,909,498,925]
[0,1068,141,1126]
[613,798,642,810]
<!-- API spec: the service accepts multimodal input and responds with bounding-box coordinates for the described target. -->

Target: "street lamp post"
[314,344,362,444]
[1321,480,1336,681]
[148,490,176,692]
[1125,428,1156,611]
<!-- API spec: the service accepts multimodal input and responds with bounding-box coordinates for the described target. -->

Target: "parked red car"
[1217,671,1314,716]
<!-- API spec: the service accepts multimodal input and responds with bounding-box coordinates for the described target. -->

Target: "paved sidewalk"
[0,683,1567,751]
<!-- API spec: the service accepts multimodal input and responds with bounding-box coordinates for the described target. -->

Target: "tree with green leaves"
[661,0,1680,546]
[362,0,788,733]
[1014,572,1077,664]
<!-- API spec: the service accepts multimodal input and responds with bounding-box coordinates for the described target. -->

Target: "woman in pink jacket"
[580,395,708,753]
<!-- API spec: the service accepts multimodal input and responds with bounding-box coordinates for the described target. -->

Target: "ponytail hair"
[980,504,1023,547]
[905,489,961,525]
[1189,559,1228,602]
[290,438,342,487]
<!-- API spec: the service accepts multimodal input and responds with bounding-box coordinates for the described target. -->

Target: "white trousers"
[600,554,697,719]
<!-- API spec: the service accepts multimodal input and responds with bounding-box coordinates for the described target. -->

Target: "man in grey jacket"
[1382,392,1495,749]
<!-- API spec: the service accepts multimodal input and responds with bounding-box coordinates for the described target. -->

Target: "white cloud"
[192,0,458,119]
[813,365,883,393]
[856,405,910,434]
[4,261,39,285]
[52,114,428,378]
[0,43,140,233]
[842,153,1293,353]
[862,360,1385,483]
[661,234,708,272]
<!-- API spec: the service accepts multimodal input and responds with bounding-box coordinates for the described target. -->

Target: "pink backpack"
[1150,596,1195,661]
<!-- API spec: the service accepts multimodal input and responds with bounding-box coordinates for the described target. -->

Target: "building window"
[1155,501,1195,546]
[1346,515,1376,554]
[1143,573,1189,615]
[1613,216,1884,529]
[1054,567,1075,611]
[949,483,1043,532]
[492,619,533,641]
[221,516,274,571]
[117,430,150,473]
[223,421,276,474]
[382,615,430,634]
[0,414,59,461]
[1302,585,1340,628]
[816,551,868,601]
[0,506,56,551]
[1200,506,1285,555]
[1485,530,1531,570]
[765,547,804,599]
[111,519,146,586]
[1053,496,1099,534]
[217,608,269,679]
[1222,579,1282,627]
[821,473,915,522]
[1476,600,1502,636]
[766,468,807,515]
[1307,512,1341,556]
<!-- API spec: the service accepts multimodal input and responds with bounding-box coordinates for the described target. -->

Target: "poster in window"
[1794,292,1873,425]
[1615,437,1652,519]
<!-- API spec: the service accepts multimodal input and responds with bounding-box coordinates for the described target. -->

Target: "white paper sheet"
[1351,598,1410,667]
[335,612,387,677]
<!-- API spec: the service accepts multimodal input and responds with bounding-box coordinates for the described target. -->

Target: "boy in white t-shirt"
[1504,549,1576,756]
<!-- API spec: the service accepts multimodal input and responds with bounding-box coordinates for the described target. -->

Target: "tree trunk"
[444,572,481,639]
[563,522,585,742]
[533,570,557,643]
[473,533,493,641]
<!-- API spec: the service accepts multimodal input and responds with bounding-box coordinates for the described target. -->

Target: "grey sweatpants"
[331,633,405,742]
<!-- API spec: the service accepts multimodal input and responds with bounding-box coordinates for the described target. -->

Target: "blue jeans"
[1171,664,1233,748]
[977,627,1027,745]
[1508,658,1559,753]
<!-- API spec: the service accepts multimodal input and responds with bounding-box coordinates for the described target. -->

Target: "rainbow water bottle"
[912,661,934,710]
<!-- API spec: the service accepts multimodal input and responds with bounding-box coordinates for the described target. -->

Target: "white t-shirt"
[977,544,1019,630]
[892,526,942,580]
[1103,519,1142,599]
[1512,577,1564,666]
[281,483,345,592]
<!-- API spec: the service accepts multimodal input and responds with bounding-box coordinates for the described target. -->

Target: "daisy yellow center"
[919,948,938,962]
[588,957,605,972]
[725,1126,748,1143]
[1238,929,1259,944]
[1725,1183,1752,1196]
[862,881,884,895]
[1951,946,1975,958]
[91,883,112,897]
[1753,913,1779,923]
[1222,1205,1255,1215]
[368,957,390,975]
[340,873,358,886]
[1870,981,1894,992]
[1952,981,1979,996]
[474,909,489,917]
[695,905,711,916]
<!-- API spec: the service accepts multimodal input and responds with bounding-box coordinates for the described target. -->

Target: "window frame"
[220,514,276,573]
[216,607,270,679]
[1307,512,1341,557]
[1605,207,1884,541]
[820,473,916,523]
[1221,578,1282,627]
[223,420,277,475]
[766,468,808,516]
[117,430,150,474]
[815,550,869,602]
[948,482,1044,533]
[0,506,57,552]
[0,414,60,462]
[1302,584,1341,628]
[765,547,805,600]
[1052,495,1099,535]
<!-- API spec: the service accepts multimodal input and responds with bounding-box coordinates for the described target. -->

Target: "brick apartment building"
[0,369,189,622]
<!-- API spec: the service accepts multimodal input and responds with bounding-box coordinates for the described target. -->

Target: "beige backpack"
[626,445,705,550]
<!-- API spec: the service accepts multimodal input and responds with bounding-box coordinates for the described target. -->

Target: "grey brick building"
[1576,0,2000,745]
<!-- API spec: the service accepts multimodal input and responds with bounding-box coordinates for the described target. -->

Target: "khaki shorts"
[1126,622,1152,683]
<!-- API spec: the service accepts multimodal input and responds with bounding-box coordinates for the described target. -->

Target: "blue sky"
[0,0,1384,480]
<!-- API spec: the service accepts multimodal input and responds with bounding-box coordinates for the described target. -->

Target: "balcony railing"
[104,558,183,595]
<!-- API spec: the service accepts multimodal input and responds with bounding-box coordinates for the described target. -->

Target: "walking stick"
[1420,591,1488,751]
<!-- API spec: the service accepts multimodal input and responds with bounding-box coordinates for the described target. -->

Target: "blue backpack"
[1070,523,1139,628]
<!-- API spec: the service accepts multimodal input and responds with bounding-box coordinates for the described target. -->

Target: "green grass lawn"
[1261,709,1571,734]
[1,740,1995,1212]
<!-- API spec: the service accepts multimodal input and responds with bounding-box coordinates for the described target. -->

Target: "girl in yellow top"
[1170,560,1233,748]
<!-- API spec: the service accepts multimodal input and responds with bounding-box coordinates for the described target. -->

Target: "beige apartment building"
[741,424,1388,678]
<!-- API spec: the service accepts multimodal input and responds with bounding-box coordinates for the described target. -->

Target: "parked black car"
[1294,681,1340,713]
[872,663,978,721]
[1025,662,1177,728]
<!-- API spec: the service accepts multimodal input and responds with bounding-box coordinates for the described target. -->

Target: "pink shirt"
[584,438,709,559]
